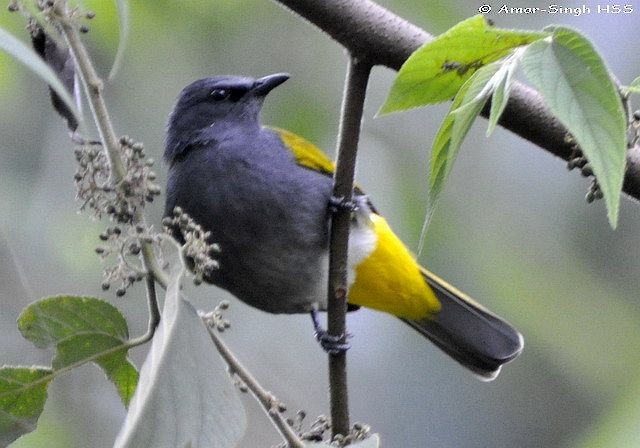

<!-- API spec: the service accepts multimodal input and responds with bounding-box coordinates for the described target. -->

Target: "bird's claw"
[310,309,352,354]
[328,195,358,214]
[314,329,351,355]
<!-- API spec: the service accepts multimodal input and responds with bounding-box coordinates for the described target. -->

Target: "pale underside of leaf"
[521,28,627,227]
[417,62,502,252]
[114,266,246,448]
[624,75,640,95]
[109,0,130,81]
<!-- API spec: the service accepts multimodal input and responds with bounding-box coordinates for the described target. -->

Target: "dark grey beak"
[253,73,290,96]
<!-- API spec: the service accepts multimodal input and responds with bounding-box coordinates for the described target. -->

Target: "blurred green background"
[2,1,640,447]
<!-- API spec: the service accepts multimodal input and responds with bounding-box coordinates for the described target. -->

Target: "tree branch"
[272,0,640,201]
[204,322,305,448]
[327,57,372,438]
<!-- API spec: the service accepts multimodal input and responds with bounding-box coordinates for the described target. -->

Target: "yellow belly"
[347,214,441,320]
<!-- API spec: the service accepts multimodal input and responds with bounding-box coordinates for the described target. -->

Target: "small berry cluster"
[95,224,154,297]
[162,207,220,285]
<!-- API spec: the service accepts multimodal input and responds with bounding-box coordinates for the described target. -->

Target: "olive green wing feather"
[269,126,336,175]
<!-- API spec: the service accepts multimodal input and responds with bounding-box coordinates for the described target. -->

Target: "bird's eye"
[210,89,230,101]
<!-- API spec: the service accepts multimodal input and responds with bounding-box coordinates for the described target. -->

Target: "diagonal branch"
[272,0,640,201]
[53,0,168,290]
[205,321,305,448]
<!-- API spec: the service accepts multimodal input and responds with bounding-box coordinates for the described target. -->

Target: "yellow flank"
[270,127,336,175]
[348,215,441,320]
[272,126,439,319]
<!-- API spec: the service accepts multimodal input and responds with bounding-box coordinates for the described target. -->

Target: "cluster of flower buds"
[73,137,161,223]
[74,142,113,219]
[199,300,231,333]
[334,422,372,446]
[116,136,162,218]
[293,412,330,444]
[95,224,152,297]
[162,207,220,285]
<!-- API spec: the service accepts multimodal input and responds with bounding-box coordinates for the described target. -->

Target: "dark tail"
[402,268,523,381]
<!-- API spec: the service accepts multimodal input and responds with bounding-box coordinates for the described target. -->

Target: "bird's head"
[164,73,289,164]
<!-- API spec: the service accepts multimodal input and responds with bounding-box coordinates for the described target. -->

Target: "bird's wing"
[269,126,374,210]
[269,126,336,175]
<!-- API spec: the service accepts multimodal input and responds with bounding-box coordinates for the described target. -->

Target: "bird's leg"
[310,309,351,354]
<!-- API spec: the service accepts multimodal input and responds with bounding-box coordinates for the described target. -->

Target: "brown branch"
[327,57,372,438]
[272,0,640,201]
[204,321,305,448]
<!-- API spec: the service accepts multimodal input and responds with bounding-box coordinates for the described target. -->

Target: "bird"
[163,73,523,380]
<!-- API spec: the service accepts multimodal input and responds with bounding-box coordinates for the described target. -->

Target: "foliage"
[382,15,632,229]
[1,295,137,446]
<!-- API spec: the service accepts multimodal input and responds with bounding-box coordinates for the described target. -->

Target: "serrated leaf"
[424,62,501,227]
[108,0,130,81]
[18,296,138,406]
[521,28,627,227]
[379,15,546,115]
[0,366,53,445]
[306,434,381,447]
[0,26,80,126]
[624,75,640,95]
[487,49,522,135]
[114,266,246,448]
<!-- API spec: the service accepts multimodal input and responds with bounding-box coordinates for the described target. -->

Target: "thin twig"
[204,323,305,448]
[327,57,372,438]
[53,0,168,291]
[52,1,124,182]
[127,276,161,347]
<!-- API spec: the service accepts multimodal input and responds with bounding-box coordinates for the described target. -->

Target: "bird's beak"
[252,73,290,96]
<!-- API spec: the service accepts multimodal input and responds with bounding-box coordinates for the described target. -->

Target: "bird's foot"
[310,309,351,355]
[328,195,358,214]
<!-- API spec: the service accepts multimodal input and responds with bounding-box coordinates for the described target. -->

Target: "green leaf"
[623,75,640,95]
[108,0,130,81]
[486,49,523,135]
[379,15,546,115]
[114,264,246,448]
[422,61,501,233]
[521,28,627,227]
[0,26,80,125]
[18,296,138,406]
[0,366,53,446]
